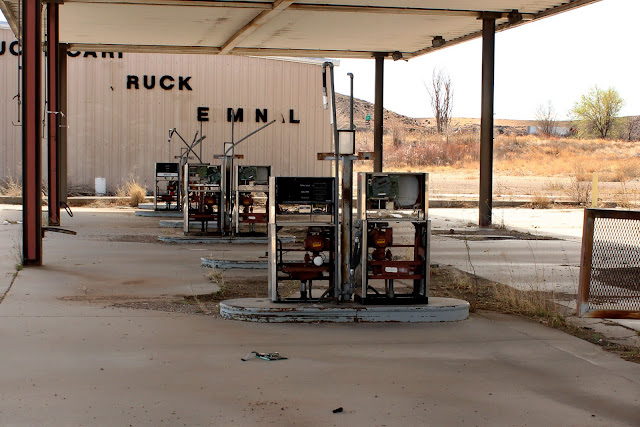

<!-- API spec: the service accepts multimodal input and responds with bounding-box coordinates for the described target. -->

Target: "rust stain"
[582,310,640,320]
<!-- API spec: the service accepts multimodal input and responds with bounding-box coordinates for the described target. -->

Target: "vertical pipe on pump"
[47,2,61,226]
[348,73,354,131]
[323,61,341,300]
[59,43,68,204]
[341,72,355,301]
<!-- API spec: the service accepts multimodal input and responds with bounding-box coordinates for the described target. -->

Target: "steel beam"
[479,17,495,228]
[219,0,294,54]
[0,1,20,36]
[22,0,43,265]
[373,53,385,172]
[47,2,61,225]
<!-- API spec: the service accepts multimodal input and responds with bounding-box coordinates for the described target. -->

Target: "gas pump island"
[267,63,431,305]
[156,62,455,314]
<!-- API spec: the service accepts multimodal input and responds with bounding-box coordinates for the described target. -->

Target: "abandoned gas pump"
[268,176,338,302]
[218,115,275,236]
[156,126,207,212]
[233,165,271,236]
[154,162,180,211]
[183,164,222,234]
[355,172,430,304]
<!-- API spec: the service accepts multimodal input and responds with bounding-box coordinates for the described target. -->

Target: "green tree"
[571,86,624,138]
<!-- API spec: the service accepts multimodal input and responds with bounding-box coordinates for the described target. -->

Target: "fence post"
[591,172,598,208]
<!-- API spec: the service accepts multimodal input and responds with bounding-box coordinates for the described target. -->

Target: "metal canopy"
[1,0,600,58]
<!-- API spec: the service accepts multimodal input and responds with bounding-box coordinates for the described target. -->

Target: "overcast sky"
[333,0,640,120]
[2,0,637,120]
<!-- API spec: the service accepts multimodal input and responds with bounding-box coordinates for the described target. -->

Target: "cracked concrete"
[1,204,639,425]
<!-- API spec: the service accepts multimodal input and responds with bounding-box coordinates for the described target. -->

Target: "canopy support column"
[47,2,61,226]
[479,15,497,227]
[373,53,386,172]
[22,0,43,265]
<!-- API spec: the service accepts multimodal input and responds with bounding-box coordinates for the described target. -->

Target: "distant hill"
[334,93,533,136]
[334,93,425,132]
[334,93,639,139]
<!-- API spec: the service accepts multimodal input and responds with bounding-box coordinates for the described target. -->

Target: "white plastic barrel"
[95,177,107,196]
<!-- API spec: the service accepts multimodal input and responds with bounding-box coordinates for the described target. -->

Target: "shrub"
[0,177,22,197]
[116,177,147,207]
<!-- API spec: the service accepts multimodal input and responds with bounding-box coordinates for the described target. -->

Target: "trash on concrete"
[241,351,288,361]
[333,407,343,414]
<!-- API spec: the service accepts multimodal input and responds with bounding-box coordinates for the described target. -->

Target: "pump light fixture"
[432,36,445,48]
[508,9,523,25]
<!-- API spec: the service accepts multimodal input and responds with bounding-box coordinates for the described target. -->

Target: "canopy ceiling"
[0,0,601,58]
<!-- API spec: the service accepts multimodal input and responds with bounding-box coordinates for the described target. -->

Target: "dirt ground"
[426,171,640,205]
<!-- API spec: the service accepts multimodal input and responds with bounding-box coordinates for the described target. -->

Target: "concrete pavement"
[430,207,582,293]
[1,205,640,425]
[429,207,585,241]
[428,207,640,339]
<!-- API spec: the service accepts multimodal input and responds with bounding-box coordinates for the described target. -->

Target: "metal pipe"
[373,54,385,172]
[323,61,341,301]
[47,2,61,226]
[229,122,233,235]
[228,120,276,148]
[479,17,496,227]
[341,155,353,300]
[22,0,43,265]
[340,72,355,300]
[59,43,68,204]
[347,72,354,131]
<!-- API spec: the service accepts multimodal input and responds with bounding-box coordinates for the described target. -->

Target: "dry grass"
[0,177,50,200]
[366,128,640,182]
[115,177,147,207]
[430,266,640,363]
[566,176,592,206]
[361,129,640,205]
[207,268,227,298]
[0,177,22,197]
[430,267,559,318]
[490,282,559,318]
[530,193,552,209]
[493,136,640,178]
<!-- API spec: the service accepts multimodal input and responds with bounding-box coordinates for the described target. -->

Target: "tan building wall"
[0,25,23,186]
[0,25,333,193]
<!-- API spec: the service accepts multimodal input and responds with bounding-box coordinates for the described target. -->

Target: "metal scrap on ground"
[241,351,288,362]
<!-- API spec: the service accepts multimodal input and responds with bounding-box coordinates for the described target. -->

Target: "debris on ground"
[241,351,288,361]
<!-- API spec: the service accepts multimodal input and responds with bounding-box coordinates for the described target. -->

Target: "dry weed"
[566,177,591,205]
[0,177,22,197]
[207,268,227,298]
[542,179,566,192]
[609,186,640,208]
[610,162,640,183]
[389,119,405,148]
[116,177,147,207]
[490,283,557,318]
[85,199,113,208]
[1,177,49,200]
[530,193,552,209]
